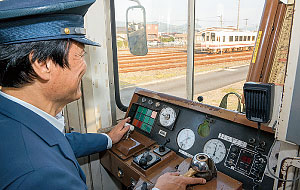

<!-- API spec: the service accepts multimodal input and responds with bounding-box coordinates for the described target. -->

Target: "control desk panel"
[101,88,275,190]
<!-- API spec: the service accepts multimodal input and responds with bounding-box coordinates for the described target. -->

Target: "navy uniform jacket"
[0,94,109,190]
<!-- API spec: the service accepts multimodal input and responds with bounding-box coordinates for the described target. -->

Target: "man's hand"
[108,117,131,144]
[154,172,206,190]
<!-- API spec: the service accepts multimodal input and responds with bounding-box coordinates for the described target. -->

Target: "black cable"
[254,122,261,152]
[110,0,128,112]
[257,122,261,143]
[266,140,300,183]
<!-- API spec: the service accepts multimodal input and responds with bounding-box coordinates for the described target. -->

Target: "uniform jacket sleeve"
[12,167,87,190]
[65,132,108,158]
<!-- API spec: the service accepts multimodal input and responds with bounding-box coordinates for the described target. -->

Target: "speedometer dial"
[177,129,195,150]
[203,139,226,164]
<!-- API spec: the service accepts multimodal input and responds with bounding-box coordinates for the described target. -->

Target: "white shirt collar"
[0,91,65,134]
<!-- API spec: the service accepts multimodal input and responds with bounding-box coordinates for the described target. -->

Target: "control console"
[100,88,275,190]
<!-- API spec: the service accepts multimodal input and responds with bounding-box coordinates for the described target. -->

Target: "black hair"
[0,40,71,88]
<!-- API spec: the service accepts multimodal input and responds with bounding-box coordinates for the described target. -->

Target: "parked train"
[196,27,257,53]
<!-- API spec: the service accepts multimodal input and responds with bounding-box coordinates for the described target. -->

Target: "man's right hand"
[154,172,206,190]
[108,117,131,144]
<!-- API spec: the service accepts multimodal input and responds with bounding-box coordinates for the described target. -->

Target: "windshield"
[114,0,264,119]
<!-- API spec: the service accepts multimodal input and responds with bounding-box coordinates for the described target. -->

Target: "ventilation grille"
[243,82,274,123]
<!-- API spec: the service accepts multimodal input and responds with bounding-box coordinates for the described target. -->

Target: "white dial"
[159,107,177,127]
[203,139,226,164]
[177,129,195,150]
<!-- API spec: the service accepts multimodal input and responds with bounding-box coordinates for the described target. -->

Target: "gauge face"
[159,107,177,127]
[177,129,195,150]
[203,139,226,164]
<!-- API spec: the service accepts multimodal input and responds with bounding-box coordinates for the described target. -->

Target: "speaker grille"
[243,82,274,123]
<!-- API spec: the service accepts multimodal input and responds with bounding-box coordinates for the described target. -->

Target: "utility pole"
[244,18,248,31]
[237,0,240,31]
[218,14,223,28]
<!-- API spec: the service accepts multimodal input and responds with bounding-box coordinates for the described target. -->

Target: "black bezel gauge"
[158,106,178,130]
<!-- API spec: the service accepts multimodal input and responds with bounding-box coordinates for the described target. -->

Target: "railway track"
[117,48,253,73]
[118,52,252,65]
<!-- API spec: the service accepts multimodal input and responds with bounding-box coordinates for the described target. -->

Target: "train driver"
[0,0,206,190]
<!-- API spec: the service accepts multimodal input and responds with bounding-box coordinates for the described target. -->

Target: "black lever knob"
[159,138,170,152]
[139,158,147,166]
[139,151,151,166]
[159,145,165,152]
[197,96,204,102]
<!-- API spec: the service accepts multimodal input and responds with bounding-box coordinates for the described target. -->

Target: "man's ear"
[30,55,52,81]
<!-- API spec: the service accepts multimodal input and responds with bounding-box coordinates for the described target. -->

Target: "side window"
[194,0,264,111]
[211,33,216,41]
[113,0,264,116]
[202,33,205,41]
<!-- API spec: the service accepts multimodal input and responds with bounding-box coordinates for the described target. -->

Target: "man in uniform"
[0,0,206,189]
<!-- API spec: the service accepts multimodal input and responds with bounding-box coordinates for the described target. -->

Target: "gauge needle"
[180,142,184,149]
[184,137,190,144]
[213,144,217,156]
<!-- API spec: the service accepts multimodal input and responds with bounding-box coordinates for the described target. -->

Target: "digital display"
[132,105,157,133]
[240,155,252,165]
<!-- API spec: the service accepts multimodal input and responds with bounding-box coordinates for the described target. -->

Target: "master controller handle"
[183,153,217,181]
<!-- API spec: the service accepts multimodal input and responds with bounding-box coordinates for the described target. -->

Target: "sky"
[115,0,265,31]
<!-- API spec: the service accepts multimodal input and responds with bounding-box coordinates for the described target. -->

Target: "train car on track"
[196,27,257,53]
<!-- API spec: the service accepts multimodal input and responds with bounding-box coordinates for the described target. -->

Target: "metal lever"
[159,138,170,152]
[183,153,209,177]
[124,123,135,139]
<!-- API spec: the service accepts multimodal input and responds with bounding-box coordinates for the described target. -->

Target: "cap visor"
[72,37,100,46]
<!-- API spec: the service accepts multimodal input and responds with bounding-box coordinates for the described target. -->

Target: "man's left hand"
[108,117,131,144]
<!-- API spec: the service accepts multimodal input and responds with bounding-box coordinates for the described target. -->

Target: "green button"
[135,112,140,119]
[140,114,145,121]
[137,106,143,113]
[146,109,152,116]
[144,116,150,123]
[149,118,154,125]
[142,108,147,114]
[141,123,147,130]
[146,125,152,133]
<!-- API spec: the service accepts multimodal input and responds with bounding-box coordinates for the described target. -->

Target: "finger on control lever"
[124,123,135,139]
[183,154,209,177]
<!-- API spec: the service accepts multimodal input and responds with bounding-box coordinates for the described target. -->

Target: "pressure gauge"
[159,107,177,129]
[203,139,226,164]
[177,129,195,150]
